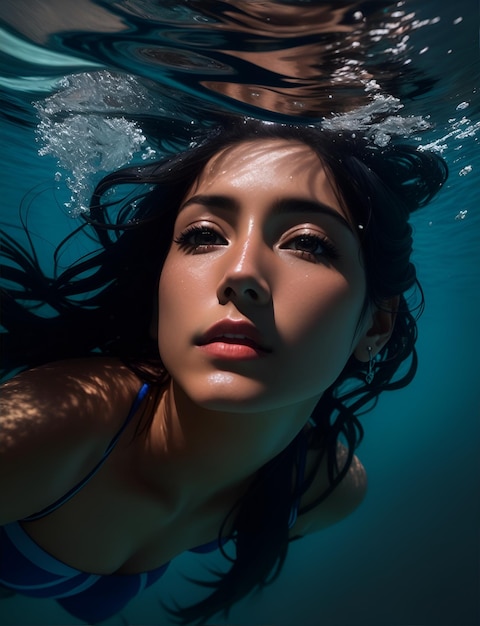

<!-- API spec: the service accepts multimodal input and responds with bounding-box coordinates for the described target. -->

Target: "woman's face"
[157,139,370,414]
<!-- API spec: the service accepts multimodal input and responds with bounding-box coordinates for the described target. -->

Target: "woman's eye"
[283,234,339,261]
[174,226,227,252]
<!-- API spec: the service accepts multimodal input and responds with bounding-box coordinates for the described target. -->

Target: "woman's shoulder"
[1,356,142,435]
[0,357,143,524]
[292,444,367,537]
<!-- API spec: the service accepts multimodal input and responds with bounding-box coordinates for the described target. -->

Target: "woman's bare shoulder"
[1,357,142,438]
[292,445,367,537]
[0,357,142,523]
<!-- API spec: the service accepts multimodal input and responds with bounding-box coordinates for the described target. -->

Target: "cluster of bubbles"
[322,94,431,146]
[419,98,477,218]
[34,71,158,216]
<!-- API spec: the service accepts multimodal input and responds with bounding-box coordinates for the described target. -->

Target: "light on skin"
[143,139,392,510]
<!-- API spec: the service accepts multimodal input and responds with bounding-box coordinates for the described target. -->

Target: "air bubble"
[456,102,469,111]
[142,146,157,160]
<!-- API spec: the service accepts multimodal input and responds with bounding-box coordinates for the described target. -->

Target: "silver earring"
[365,346,375,384]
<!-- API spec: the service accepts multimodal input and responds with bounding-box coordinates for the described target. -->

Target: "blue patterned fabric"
[0,520,219,622]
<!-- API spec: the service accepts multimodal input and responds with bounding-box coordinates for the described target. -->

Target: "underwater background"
[0,1,479,625]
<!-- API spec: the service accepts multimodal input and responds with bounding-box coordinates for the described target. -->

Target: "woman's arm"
[0,358,141,524]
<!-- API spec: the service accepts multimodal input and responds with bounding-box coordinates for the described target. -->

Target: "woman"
[0,119,447,624]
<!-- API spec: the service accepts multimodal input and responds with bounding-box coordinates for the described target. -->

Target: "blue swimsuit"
[0,383,307,623]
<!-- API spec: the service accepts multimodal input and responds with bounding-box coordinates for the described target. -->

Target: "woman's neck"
[137,378,318,515]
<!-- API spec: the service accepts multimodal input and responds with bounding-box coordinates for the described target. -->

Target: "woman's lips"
[196,321,272,360]
[198,340,268,360]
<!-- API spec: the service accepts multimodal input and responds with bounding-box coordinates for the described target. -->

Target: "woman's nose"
[216,238,272,306]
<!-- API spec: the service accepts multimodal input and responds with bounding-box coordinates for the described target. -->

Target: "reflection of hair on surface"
[195,0,438,115]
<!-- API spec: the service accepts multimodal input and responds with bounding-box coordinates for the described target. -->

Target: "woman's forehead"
[187,138,347,220]
[188,139,332,194]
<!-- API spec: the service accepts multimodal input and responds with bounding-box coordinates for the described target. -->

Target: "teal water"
[1,1,479,625]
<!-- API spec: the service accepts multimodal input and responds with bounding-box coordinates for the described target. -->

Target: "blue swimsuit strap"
[21,383,150,522]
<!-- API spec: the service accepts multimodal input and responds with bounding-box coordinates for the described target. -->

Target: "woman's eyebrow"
[273,198,354,234]
[179,194,354,234]
[180,194,238,213]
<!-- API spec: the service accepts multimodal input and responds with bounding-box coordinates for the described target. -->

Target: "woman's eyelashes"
[174,225,228,252]
[280,233,340,262]
[174,224,340,262]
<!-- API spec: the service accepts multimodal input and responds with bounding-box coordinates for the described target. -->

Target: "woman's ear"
[354,296,399,362]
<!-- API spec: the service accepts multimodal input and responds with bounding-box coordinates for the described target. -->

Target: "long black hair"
[0,118,448,623]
